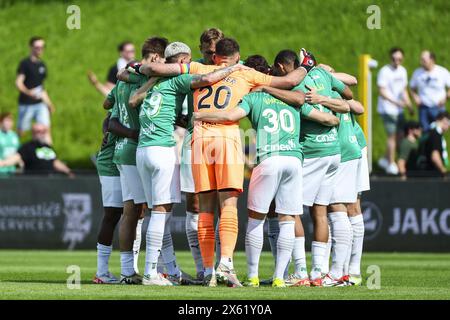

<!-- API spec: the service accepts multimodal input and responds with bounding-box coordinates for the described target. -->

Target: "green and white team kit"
[296,67,346,159]
[109,73,147,165]
[138,74,193,148]
[238,91,303,164]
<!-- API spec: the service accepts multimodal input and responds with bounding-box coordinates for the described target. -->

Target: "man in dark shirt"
[15,36,55,144]
[417,111,449,176]
[0,124,73,176]
[397,121,421,179]
[87,41,136,96]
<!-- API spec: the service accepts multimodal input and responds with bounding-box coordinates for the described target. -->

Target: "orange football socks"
[198,212,215,269]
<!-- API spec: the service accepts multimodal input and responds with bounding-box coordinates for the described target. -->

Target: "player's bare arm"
[305,108,340,127]
[108,117,139,141]
[129,77,159,108]
[138,62,182,77]
[189,64,250,89]
[317,64,358,86]
[347,99,365,115]
[305,86,350,113]
[269,67,307,89]
[253,85,305,107]
[193,108,247,124]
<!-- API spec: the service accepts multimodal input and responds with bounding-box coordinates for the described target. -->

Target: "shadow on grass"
[3,279,93,285]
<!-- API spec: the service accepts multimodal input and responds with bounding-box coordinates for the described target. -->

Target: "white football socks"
[144,211,166,277]
[120,251,134,277]
[245,217,265,279]
[133,218,144,274]
[311,241,327,280]
[322,224,332,274]
[273,220,295,280]
[349,214,365,276]
[185,211,203,275]
[293,237,308,279]
[160,212,180,277]
[96,243,112,277]
[344,218,354,276]
[329,212,352,280]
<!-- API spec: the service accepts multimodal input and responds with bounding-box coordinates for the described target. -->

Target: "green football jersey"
[109,74,147,165]
[239,92,303,164]
[0,130,20,174]
[138,74,192,148]
[96,132,120,177]
[330,92,361,162]
[353,118,367,148]
[296,67,345,159]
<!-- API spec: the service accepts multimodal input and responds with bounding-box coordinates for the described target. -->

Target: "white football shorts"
[136,146,181,206]
[180,132,195,193]
[116,164,146,204]
[248,156,303,215]
[357,146,371,193]
[330,158,359,204]
[302,154,340,206]
[99,175,123,208]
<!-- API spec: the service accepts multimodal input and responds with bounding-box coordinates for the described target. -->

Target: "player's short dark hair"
[0,112,12,122]
[389,47,404,56]
[244,55,270,74]
[215,38,240,57]
[274,49,300,69]
[436,111,449,121]
[200,28,224,46]
[118,41,133,52]
[29,36,44,47]
[141,37,169,59]
[403,121,421,135]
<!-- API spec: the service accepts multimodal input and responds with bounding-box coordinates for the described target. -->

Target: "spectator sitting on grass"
[416,111,449,177]
[0,112,20,176]
[0,123,73,177]
[397,121,421,179]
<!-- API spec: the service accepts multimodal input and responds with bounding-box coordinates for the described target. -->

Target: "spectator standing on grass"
[87,41,136,96]
[416,112,449,177]
[397,121,421,179]
[0,123,73,177]
[377,47,413,175]
[0,112,20,176]
[16,36,55,145]
[410,51,450,132]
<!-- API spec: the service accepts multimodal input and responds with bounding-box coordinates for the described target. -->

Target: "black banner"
[0,176,449,251]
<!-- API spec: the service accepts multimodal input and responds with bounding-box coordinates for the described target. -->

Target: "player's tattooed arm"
[254,86,305,107]
[190,64,250,89]
[108,117,139,141]
[193,108,247,124]
[305,109,340,127]
[305,85,350,113]
[129,77,159,108]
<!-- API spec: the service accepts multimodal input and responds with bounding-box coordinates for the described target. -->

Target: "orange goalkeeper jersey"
[189,61,273,135]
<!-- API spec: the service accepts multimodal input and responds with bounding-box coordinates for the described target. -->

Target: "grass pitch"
[0,250,449,300]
